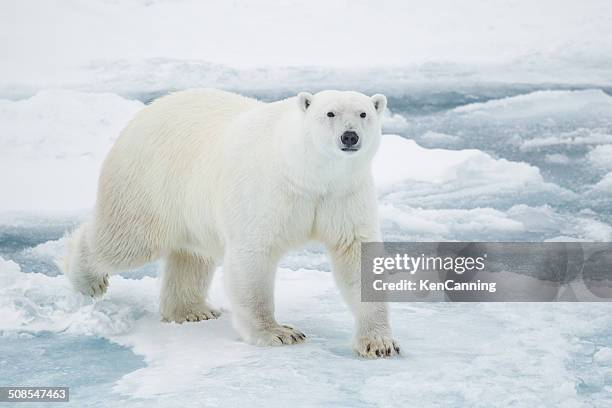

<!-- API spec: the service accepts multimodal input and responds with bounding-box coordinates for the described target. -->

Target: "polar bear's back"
[93,89,261,262]
[100,88,260,196]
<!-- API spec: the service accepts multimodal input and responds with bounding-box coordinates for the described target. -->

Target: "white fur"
[63,88,398,358]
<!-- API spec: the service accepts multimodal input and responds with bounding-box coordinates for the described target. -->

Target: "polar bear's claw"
[249,325,306,346]
[354,335,400,359]
[80,273,108,298]
[162,303,221,324]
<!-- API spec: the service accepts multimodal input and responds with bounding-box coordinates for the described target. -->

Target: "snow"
[381,110,411,134]
[545,153,571,165]
[594,348,612,367]
[374,135,482,186]
[0,91,143,211]
[375,135,576,217]
[587,145,612,170]
[379,204,612,242]
[378,205,525,240]
[4,0,607,70]
[2,254,612,407]
[2,1,612,98]
[420,130,462,146]
[374,134,545,188]
[453,89,612,119]
[399,88,612,203]
[521,130,612,151]
[592,172,612,193]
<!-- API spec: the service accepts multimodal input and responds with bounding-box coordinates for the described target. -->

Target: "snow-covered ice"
[587,145,612,171]
[452,89,612,119]
[0,91,143,212]
[2,250,612,407]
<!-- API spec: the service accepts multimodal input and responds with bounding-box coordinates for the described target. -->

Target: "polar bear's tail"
[60,222,109,297]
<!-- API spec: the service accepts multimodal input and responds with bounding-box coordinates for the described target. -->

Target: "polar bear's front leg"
[224,248,306,346]
[330,241,400,358]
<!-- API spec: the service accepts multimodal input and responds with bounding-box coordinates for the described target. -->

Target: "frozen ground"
[2,1,612,407]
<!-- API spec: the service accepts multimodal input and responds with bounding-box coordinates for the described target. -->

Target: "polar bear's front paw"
[161,303,222,324]
[247,325,306,346]
[354,335,400,359]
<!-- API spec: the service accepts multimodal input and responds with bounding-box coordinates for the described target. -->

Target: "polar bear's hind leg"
[63,218,160,298]
[63,223,111,297]
[160,250,221,323]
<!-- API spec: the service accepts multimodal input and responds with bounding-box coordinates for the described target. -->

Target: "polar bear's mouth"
[341,147,361,152]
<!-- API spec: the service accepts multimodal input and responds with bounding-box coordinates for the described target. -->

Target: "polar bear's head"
[297,90,386,160]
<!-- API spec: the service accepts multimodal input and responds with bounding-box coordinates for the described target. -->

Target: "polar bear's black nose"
[341,131,359,147]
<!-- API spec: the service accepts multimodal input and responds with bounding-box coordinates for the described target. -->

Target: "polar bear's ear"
[297,92,313,112]
[371,94,387,115]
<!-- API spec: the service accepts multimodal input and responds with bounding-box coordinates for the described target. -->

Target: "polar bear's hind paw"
[248,325,306,346]
[72,273,108,298]
[161,303,222,324]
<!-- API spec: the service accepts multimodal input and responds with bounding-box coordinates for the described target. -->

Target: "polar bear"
[63,89,399,358]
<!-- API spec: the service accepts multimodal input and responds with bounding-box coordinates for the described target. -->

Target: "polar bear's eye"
[360,112,367,118]
[327,112,335,118]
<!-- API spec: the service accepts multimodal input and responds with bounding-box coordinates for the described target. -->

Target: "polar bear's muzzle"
[340,131,361,152]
